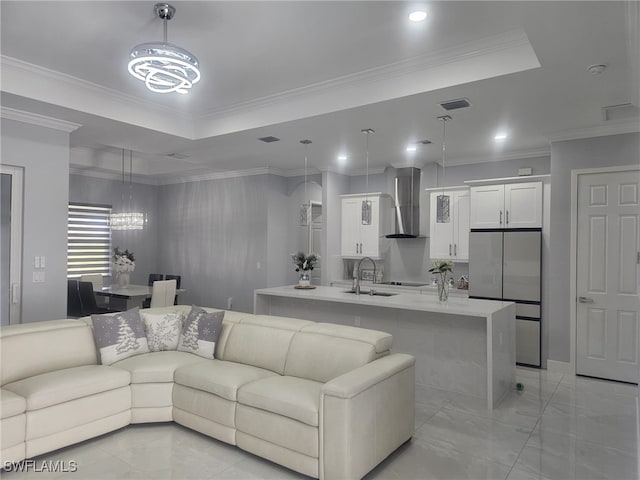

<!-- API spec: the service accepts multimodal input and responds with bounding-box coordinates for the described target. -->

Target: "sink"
[342,289,397,297]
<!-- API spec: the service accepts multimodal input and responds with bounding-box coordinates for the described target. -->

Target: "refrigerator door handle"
[578,296,594,304]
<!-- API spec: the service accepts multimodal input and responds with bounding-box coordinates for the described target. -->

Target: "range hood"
[386,167,422,238]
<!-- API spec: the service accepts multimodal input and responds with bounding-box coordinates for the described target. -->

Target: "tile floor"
[2,367,638,480]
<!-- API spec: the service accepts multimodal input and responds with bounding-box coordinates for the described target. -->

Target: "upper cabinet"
[341,193,391,259]
[470,181,542,229]
[429,188,470,261]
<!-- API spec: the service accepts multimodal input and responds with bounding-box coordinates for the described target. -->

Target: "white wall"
[548,132,640,363]
[1,119,70,322]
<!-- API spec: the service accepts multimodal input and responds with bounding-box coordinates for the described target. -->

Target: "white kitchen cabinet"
[429,189,470,261]
[470,181,542,229]
[340,193,391,259]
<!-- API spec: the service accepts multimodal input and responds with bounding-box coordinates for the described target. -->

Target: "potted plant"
[428,259,454,301]
[113,247,135,288]
[291,252,319,287]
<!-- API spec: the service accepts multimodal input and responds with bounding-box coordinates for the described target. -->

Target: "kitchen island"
[254,285,516,409]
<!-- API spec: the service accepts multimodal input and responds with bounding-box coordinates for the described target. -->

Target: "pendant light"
[361,128,375,225]
[436,115,452,224]
[109,149,145,231]
[299,139,312,226]
[128,3,201,95]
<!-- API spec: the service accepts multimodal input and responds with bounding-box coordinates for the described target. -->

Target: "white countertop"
[255,285,511,318]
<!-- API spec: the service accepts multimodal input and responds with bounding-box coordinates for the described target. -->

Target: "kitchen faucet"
[354,256,376,295]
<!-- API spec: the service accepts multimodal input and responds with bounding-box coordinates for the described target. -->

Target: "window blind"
[67,203,112,278]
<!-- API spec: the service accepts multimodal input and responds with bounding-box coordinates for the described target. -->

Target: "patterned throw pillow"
[177,306,224,359]
[91,308,150,365]
[141,311,184,352]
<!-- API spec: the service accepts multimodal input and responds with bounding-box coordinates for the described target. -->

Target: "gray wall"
[69,174,159,286]
[548,133,640,363]
[1,119,70,322]
[156,174,278,313]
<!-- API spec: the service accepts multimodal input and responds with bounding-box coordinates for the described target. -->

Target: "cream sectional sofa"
[1,305,415,479]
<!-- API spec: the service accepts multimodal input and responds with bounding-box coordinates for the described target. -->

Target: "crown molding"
[199,29,533,122]
[0,106,81,132]
[443,148,551,167]
[549,120,640,143]
[69,167,158,185]
[1,55,194,137]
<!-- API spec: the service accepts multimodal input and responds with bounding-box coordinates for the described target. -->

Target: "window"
[67,203,112,278]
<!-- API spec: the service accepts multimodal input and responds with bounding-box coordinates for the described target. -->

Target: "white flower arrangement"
[428,259,454,283]
[113,247,135,274]
[291,252,320,272]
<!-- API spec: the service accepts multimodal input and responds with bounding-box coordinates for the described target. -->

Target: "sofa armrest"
[319,354,415,480]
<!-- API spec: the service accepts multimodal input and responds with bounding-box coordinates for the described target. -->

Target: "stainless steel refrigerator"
[468,229,542,367]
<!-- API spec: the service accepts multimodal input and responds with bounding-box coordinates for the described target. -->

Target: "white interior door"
[576,170,640,383]
[0,165,24,325]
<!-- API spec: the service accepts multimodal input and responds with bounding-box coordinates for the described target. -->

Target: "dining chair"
[67,279,84,318]
[78,281,113,315]
[149,279,177,308]
[147,273,164,286]
[165,274,181,304]
[81,274,108,307]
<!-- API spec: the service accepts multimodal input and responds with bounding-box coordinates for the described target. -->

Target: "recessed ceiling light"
[406,146,418,152]
[337,154,348,161]
[494,132,508,141]
[409,10,427,22]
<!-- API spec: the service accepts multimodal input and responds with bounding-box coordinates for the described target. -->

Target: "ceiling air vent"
[258,136,280,143]
[439,98,471,111]
[602,103,639,121]
[166,153,190,160]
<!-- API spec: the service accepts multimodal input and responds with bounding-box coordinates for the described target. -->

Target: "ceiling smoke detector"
[588,64,607,75]
[439,98,471,111]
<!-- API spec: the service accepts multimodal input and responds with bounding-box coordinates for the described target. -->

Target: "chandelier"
[128,3,201,95]
[110,149,145,231]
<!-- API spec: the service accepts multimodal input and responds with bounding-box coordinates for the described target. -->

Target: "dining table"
[94,284,186,311]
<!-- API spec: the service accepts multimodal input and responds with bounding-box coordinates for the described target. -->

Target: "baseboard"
[546,360,574,375]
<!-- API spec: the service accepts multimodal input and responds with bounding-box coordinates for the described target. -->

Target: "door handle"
[506,210,509,225]
[359,242,363,254]
[449,244,452,256]
[499,210,503,225]
[454,244,457,256]
[578,296,594,304]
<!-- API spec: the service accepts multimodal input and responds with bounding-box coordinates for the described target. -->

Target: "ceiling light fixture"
[409,10,428,22]
[337,154,348,162]
[300,140,312,226]
[406,145,418,153]
[361,128,375,225]
[436,115,452,223]
[110,149,145,231]
[494,132,508,141]
[128,3,201,95]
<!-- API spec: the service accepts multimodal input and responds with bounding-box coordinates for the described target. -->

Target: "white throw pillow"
[177,306,224,359]
[141,311,184,351]
[91,308,150,365]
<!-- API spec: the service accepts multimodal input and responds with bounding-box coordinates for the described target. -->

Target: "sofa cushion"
[140,311,185,351]
[240,315,314,331]
[284,332,377,383]
[177,307,224,359]
[2,365,131,410]
[237,376,322,427]
[221,323,295,374]
[1,321,97,385]
[92,308,150,365]
[0,389,26,418]
[174,360,276,402]
[302,322,393,354]
[111,351,206,383]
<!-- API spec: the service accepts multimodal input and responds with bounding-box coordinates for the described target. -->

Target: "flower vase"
[437,278,449,302]
[117,272,130,288]
[298,270,311,287]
